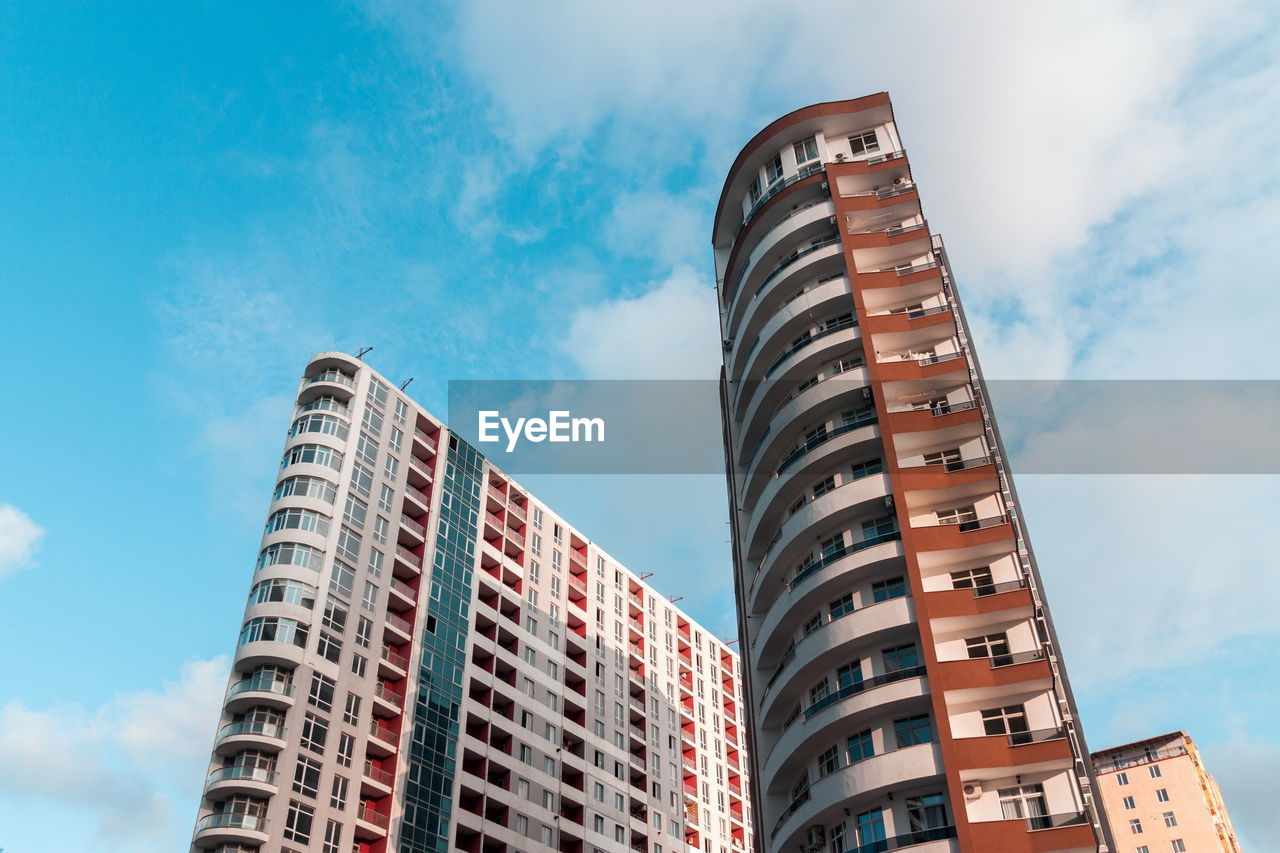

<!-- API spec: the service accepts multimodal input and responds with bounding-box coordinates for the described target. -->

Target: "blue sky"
[1,1,1278,850]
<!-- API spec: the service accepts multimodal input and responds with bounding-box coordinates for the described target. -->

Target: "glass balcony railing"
[740,162,825,233]
[802,664,926,720]
[227,675,293,700]
[194,811,267,834]
[305,369,354,389]
[206,765,278,786]
[217,720,285,741]
[776,409,877,476]
[787,530,902,590]
[764,314,858,379]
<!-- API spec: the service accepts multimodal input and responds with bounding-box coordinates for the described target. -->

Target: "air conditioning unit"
[962,782,983,801]
[722,339,735,351]
[805,825,826,850]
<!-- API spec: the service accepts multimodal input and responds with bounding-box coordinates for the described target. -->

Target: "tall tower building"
[1092,731,1242,853]
[713,94,1111,852]
[190,353,753,853]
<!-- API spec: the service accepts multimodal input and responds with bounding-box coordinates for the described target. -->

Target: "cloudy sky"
[1,1,1277,850]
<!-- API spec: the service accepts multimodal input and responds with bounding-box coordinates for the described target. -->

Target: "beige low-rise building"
[1092,731,1241,853]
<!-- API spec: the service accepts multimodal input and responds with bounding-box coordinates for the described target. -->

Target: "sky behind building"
[1,1,1278,851]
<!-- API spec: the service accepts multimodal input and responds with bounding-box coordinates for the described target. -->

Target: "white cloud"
[0,503,44,579]
[1015,475,1280,685]
[561,266,722,379]
[603,190,708,270]
[0,656,229,849]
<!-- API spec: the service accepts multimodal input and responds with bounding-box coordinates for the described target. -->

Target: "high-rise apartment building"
[713,93,1111,852]
[190,352,753,853]
[1092,731,1241,853]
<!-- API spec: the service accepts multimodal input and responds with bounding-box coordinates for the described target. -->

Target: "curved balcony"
[728,200,837,321]
[726,235,845,341]
[205,765,280,797]
[761,668,927,790]
[214,720,287,755]
[771,743,944,852]
[192,811,270,846]
[224,674,295,712]
[734,324,863,436]
[730,272,852,383]
[748,473,891,602]
[753,538,905,663]
[756,595,915,725]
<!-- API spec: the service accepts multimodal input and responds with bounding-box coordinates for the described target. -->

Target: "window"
[1163,812,1177,828]
[817,745,840,776]
[317,631,342,662]
[950,565,994,590]
[1122,796,1135,810]
[748,174,763,204]
[343,494,368,528]
[356,432,378,466]
[336,526,361,563]
[847,730,874,763]
[1156,788,1169,802]
[981,705,1029,738]
[906,792,949,832]
[793,136,819,166]
[265,507,330,537]
[388,426,403,453]
[350,462,373,497]
[1129,819,1143,834]
[882,643,919,673]
[282,443,342,471]
[532,506,543,528]
[1117,772,1129,785]
[330,560,355,598]
[361,580,379,612]
[393,398,409,424]
[367,377,389,409]
[373,515,389,545]
[308,673,336,712]
[322,818,343,853]
[847,129,880,156]
[871,576,906,602]
[257,542,320,571]
[293,756,322,798]
[330,774,348,809]
[275,475,338,504]
[238,616,308,649]
[1150,764,1162,778]
[284,800,314,843]
[377,484,395,513]
[965,632,1011,660]
[355,616,373,648]
[1170,841,1186,852]
[336,732,354,767]
[829,592,855,620]
[383,455,398,480]
[361,405,383,436]
[835,661,862,691]
[849,457,883,481]
[893,714,934,747]
[343,693,361,725]
[351,653,366,678]
[765,153,784,184]
[301,713,328,754]
[249,578,317,609]
[998,784,1047,828]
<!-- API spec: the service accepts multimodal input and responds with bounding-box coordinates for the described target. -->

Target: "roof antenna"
[639,572,654,581]
[400,378,414,391]
[356,346,373,360]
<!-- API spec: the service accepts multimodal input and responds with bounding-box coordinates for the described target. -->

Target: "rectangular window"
[871,576,906,602]
[317,631,342,663]
[361,580,379,612]
[817,745,840,776]
[882,643,919,673]
[793,136,819,166]
[1117,772,1129,785]
[293,755,322,798]
[1150,764,1162,778]
[301,712,328,754]
[336,732,354,767]
[1129,819,1143,834]
[388,426,403,453]
[1163,812,1177,828]
[343,693,361,725]
[378,484,395,513]
[356,432,379,466]
[350,462,374,497]
[829,593,855,619]
[308,673,335,712]
[336,526,362,563]
[847,729,874,763]
[322,818,343,853]
[1156,788,1170,802]
[330,774,348,809]
[355,615,373,649]
[367,547,384,578]
[373,515,389,545]
[1171,841,1186,852]
[765,153,783,184]
[284,800,315,843]
[1122,796,1136,810]
[393,398,409,424]
[847,129,880,156]
[893,714,934,747]
[351,653,367,678]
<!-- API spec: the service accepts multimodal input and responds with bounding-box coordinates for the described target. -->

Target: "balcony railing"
[408,455,433,478]
[374,682,404,707]
[1027,811,1087,832]
[386,612,413,635]
[764,311,857,379]
[803,665,927,721]
[357,803,390,829]
[401,514,426,537]
[740,162,825,233]
[988,648,1046,669]
[569,549,586,567]
[207,765,278,786]
[305,369,354,389]
[381,645,409,670]
[764,594,911,693]
[775,407,876,475]
[194,812,268,834]
[788,530,902,590]
[900,453,992,472]
[488,485,506,503]
[227,675,293,700]
[364,760,394,786]
[218,720,285,741]
[1008,725,1067,747]
[935,513,1008,533]
[390,577,417,602]
[754,234,841,299]
[928,398,977,417]
[395,544,422,568]
[974,578,1026,598]
[414,428,437,453]
[369,719,398,743]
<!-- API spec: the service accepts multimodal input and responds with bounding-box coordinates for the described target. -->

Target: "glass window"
[893,714,934,747]
[871,576,906,602]
[847,129,880,156]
